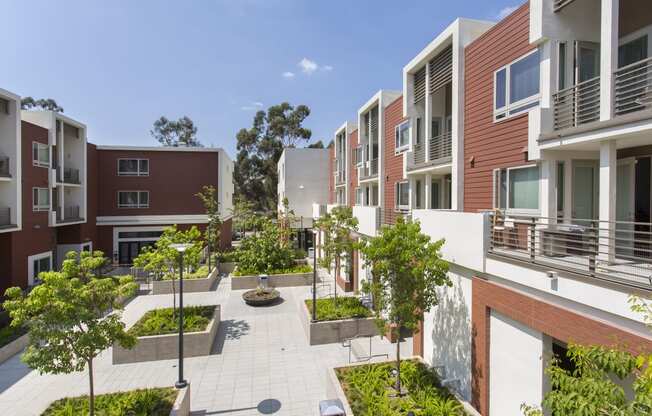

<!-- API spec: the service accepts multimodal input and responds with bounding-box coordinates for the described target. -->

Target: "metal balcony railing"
[552,76,601,130]
[553,0,577,12]
[336,168,346,185]
[360,159,379,179]
[58,167,80,184]
[488,212,652,291]
[0,207,11,227]
[429,132,452,162]
[410,144,426,167]
[614,56,652,116]
[378,209,411,227]
[57,205,81,223]
[0,156,9,177]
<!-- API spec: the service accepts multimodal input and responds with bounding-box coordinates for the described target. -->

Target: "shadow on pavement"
[211,319,251,354]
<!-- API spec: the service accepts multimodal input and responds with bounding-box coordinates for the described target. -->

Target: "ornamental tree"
[314,206,358,301]
[359,217,450,393]
[2,251,137,416]
[236,218,296,275]
[196,185,222,271]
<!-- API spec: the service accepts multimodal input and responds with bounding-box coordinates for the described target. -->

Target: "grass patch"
[0,324,27,349]
[162,265,210,280]
[129,305,216,337]
[232,263,312,277]
[336,360,465,415]
[41,387,177,416]
[305,297,371,321]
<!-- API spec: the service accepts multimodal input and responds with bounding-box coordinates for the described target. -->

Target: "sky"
[1,0,520,159]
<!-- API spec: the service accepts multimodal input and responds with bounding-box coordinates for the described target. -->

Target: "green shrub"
[217,250,240,263]
[161,265,209,280]
[112,275,138,300]
[233,263,312,276]
[129,305,216,337]
[293,248,308,259]
[305,297,371,321]
[0,323,27,348]
[42,387,177,416]
[336,360,464,416]
[236,220,296,274]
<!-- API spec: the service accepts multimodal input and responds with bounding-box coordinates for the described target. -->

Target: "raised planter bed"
[218,262,237,275]
[325,357,479,416]
[0,332,29,365]
[152,267,219,295]
[231,271,315,290]
[299,299,378,345]
[113,306,220,364]
[242,288,281,306]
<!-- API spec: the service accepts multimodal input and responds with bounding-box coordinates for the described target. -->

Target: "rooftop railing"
[488,212,652,291]
[0,156,9,177]
[552,76,601,130]
[614,56,652,116]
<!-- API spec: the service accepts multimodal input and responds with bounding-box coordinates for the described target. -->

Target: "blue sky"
[1,0,520,158]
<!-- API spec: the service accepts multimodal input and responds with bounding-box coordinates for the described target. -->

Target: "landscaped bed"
[334,360,467,415]
[0,323,27,349]
[231,264,314,290]
[41,387,178,416]
[300,297,378,345]
[232,263,311,276]
[151,266,219,295]
[128,305,214,337]
[305,297,371,321]
[161,265,210,280]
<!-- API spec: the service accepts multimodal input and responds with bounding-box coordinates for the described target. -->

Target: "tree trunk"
[88,358,95,416]
[395,326,401,394]
[334,257,339,302]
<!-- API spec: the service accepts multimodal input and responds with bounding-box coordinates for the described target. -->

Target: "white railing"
[552,76,601,130]
[614,56,652,116]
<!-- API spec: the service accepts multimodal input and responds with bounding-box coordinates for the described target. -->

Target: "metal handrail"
[488,212,652,290]
[553,76,601,130]
[614,56,652,116]
[429,131,452,162]
[411,144,426,166]
[378,209,411,227]
[360,159,379,179]
[0,156,9,177]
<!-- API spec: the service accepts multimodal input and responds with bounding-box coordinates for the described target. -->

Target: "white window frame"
[117,190,150,208]
[493,164,540,214]
[394,121,410,154]
[493,49,541,122]
[354,145,363,167]
[117,158,149,176]
[32,142,50,168]
[28,251,52,286]
[355,187,362,205]
[32,187,50,212]
[395,181,410,210]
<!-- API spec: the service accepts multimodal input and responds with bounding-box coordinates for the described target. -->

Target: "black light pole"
[312,230,317,322]
[171,243,191,389]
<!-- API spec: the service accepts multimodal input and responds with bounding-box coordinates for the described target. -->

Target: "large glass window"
[31,253,52,285]
[118,159,149,176]
[32,142,50,168]
[32,187,49,211]
[118,191,149,208]
[494,165,539,212]
[395,121,410,152]
[396,181,409,208]
[494,49,540,120]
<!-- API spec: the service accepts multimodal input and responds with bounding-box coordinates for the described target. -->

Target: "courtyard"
[0,270,410,416]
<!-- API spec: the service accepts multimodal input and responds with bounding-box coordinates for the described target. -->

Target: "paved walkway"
[0,270,411,416]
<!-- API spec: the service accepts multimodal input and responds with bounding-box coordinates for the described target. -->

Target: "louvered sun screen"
[429,45,453,95]
[413,67,427,104]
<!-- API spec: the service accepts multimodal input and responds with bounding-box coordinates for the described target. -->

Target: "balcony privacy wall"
[383,95,406,213]
[328,144,335,204]
[348,129,358,207]
[463,3,533,212]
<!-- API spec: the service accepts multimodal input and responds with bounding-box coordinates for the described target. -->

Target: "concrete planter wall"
[231,271,315,290]
[152,267,219,295]
[0,333,29,365]
[170,384,191,416]
[299,301,378,345]
[218,262,237,274]
[113,306,220,364]
[325,357,480,416]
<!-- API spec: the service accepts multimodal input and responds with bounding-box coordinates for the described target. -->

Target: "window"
[32,142,50,168]
[32,188,49,211]
[558,42,567,90]
[118,159,149,176]
[354,146,362,166]
[556,162,565,216]
[494,49,540,120]
[355,187,362,205]
[118,230,164,239]
[395,121,410,153]
[118,191,149,208]
[619,35,648,68]
[415,118,422,145]
[395,181,409,209]
[493,165,539,212]
[29,252,52,286]
[415,180,422,208]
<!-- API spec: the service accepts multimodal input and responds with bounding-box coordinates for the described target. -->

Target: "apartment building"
[277,147,329,249]
[0,91,234,295]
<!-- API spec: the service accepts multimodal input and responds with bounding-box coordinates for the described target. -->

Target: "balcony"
[57,167,80,185]
[407,132,452,171]
[614,56,652,117]
[0,156,9,178]
[378,209,411,227]
[360,159,378,180]
[488,212,652,291]
[552,76,601,131]
[56,205,82,223]
[0,207,14,229]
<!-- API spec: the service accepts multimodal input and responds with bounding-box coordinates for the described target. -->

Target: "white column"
[408,178,416,210]
[424,63,432,162]
[425,174,432,209]
[600,0,619,121]
[599,140,617,263]
[540,159,557,224]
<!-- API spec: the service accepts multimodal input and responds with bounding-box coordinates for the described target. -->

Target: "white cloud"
[322,65,333,72]
[240,101,264,111]
[299,58,319,74]
[282,71,295,79]
[496,5,518,19]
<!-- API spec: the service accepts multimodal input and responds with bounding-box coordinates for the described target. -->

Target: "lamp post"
[170,243,192,389]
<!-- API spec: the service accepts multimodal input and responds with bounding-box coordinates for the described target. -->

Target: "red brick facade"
[463,3,533,212]
[383,95,406,212]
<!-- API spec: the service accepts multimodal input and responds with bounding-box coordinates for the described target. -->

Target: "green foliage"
[21,97,64,112]
[235,218,297,274]
[128,305,216,337]
[234,102,312,212]
[314,206,358,299]
[305,297,371,321]
[150,115,201,147]
[293,248,308,259]
[217,249,241,263]
[0,323,27,348]
[196,185,222,261]
[230,196,257,234]
[233,263,311,276]
[336,360,464,416]
[133,225,203,280]
[3,250,137,416]
[162,265,209,280]
[112,275,138,301]
[42,387,177,416]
